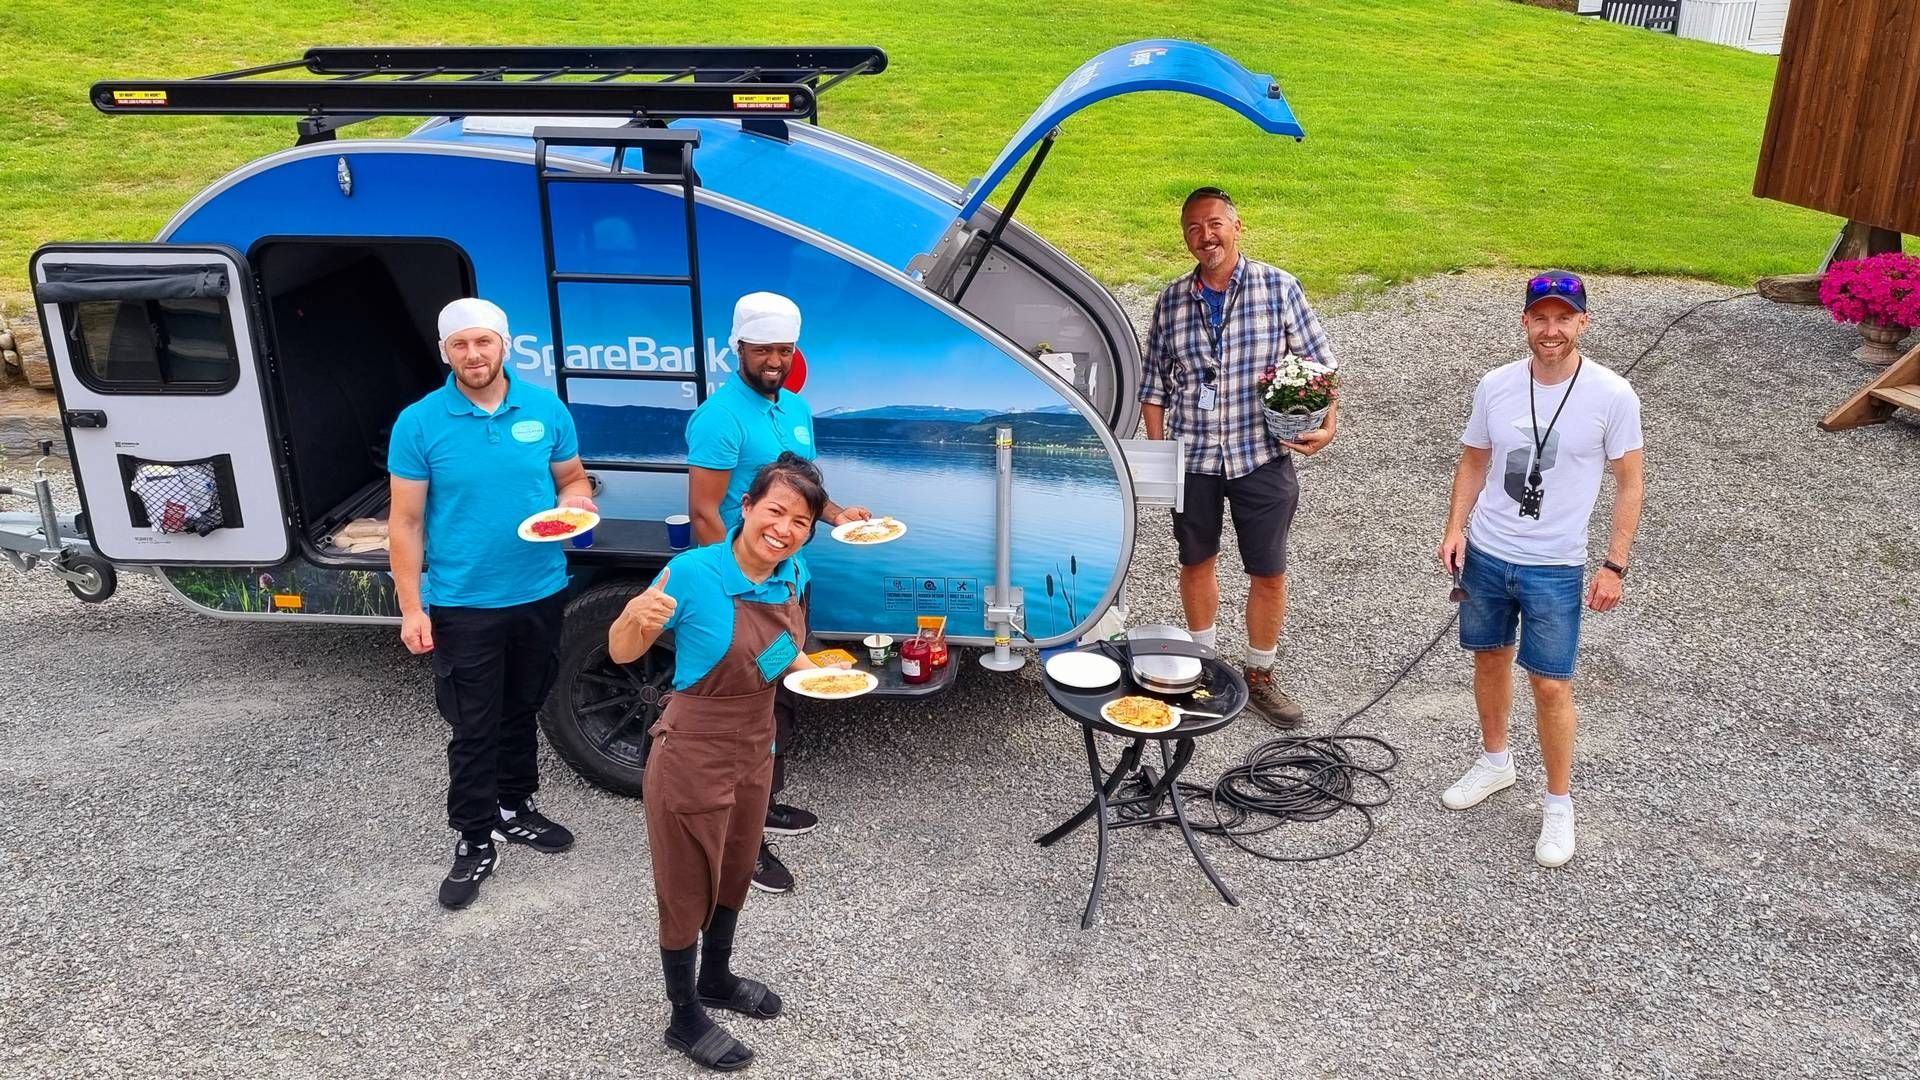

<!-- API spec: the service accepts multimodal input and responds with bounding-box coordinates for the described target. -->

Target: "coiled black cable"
[1178,289,1756,862]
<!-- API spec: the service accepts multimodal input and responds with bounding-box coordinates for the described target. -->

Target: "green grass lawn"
[0,0,1835,298]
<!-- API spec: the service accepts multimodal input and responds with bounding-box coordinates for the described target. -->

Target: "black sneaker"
[493,797,575,854]
[751,843,794,894]
[438,839,498,910]
[764,802,818,836]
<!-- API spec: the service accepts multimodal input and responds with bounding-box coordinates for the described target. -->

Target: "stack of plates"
[1126,624,1202,695]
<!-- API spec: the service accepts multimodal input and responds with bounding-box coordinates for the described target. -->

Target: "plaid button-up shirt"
[1140,257,1339,478]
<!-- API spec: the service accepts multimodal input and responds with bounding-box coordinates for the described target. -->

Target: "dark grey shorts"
[1172,455,1299,577]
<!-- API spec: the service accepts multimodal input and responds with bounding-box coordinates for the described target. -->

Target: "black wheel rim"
[570,643,673,772]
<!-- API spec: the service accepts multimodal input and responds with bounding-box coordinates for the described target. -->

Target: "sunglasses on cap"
[1524,272,1588,312]
[1184,186,1236,208]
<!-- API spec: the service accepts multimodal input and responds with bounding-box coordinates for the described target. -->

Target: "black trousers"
[771,686,796,805]
[430,591,567,837]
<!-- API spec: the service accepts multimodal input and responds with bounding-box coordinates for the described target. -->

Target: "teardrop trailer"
[10,40,1307,796]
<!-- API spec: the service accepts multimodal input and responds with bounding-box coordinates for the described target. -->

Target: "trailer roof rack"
[91,45,888,143]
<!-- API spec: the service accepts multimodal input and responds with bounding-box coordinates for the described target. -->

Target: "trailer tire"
[64,553,117,603]
[540,580,674,799]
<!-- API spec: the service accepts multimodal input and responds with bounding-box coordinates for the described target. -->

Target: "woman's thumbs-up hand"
[623,568,677,634]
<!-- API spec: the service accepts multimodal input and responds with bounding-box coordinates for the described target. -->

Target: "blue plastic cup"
[665,514,692,550]
[570,526,595,550]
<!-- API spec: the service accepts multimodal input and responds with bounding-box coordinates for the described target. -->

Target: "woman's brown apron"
[644,583,805,948]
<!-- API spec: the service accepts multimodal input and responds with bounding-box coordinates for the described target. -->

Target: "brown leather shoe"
[1243,666,1305,730]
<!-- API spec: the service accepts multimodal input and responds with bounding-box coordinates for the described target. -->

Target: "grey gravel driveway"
[2,272,1915,1079]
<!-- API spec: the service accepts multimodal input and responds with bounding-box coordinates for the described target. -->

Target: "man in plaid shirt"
[1140,187,1340,727]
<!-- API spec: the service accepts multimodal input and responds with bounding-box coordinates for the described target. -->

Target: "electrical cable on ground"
[1178,289,1758,863]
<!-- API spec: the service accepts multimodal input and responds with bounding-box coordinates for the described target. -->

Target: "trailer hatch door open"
[30,244,292,566]
[953,39,1305,225]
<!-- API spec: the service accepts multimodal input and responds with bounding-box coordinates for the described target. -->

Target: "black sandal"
[699,977,782,1019]
[664,1025,754,1072]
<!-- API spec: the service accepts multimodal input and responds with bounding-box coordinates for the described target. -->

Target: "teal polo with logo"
[388,373,580,609]
[654,529,811,691]
[684,371,816,528]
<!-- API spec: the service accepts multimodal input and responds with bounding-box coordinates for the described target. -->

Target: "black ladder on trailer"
[534,126,711,555]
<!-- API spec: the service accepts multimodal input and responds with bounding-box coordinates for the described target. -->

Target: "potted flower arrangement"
[1818,251,1920,366]
[1258,353,1339,443]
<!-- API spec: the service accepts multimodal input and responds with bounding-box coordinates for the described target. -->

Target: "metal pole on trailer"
[981,426,1026,672]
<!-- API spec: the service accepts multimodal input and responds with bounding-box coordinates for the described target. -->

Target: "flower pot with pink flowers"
[1819,251,1920,367]
[1258,354,1340,443]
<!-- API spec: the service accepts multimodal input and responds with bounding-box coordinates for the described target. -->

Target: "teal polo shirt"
[684,372,816,528]
[654,530,811,691]
[388,373,580,609]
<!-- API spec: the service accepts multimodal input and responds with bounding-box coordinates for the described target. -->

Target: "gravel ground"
[2,272,1916,1079]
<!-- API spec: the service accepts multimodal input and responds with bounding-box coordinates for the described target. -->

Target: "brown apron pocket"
[646,730,747,815]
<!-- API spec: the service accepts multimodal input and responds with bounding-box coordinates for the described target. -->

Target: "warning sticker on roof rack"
[112,90,168,107]
[731,93,791,110]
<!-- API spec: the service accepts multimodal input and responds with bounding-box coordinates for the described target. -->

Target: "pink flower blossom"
[1821,252,1920,329]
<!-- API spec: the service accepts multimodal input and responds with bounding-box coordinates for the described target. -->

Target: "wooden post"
[1829,219,1904,266]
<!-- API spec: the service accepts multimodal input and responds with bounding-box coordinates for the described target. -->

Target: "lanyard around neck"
[1526,358,1582,481]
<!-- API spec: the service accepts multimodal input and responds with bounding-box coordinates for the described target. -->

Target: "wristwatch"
[1602,559,1629,578]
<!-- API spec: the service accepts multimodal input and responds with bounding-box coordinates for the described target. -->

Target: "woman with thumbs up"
[608,452,832,1073]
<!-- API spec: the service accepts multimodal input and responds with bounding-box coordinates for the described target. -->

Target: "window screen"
[67,297,239,392]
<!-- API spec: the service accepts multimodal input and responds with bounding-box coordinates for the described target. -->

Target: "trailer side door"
[29,244,291,566]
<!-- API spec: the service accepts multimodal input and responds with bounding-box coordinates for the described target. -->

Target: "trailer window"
[67,297,239,393]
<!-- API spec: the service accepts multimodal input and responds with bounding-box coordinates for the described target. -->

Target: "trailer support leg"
[981,425,1026,673]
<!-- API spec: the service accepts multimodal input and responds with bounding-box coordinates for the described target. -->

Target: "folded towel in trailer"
[325,517,390,551]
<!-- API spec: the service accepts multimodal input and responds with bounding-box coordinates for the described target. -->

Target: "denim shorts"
[1457,544,1584,680]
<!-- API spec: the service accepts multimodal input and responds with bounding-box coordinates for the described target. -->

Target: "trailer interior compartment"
[253,239,470,562]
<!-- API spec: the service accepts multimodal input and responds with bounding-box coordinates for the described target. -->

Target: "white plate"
[830,516,908,545]
[1044,651,1122,690]
[782,668,879,700]
[1098,696,1180,734]
[517,508,600,543]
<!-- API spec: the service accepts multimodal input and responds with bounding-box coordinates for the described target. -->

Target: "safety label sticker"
[111,90,169,106]
[731,93,792,110]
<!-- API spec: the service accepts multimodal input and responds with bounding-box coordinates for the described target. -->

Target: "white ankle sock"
[1543,791,1573,812]
[1481,748,1512,769]
[1190,625,1218,648]
[1245,645,1277,668]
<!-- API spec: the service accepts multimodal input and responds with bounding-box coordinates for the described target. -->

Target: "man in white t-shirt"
[1436,271,1645,867]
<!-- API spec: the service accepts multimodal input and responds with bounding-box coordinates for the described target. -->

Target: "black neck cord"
[1526,357,1582,486]
[1178,290,1756,864]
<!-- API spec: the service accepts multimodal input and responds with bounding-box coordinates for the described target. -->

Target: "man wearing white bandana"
[682,291,877,894]
[389,297,597,909]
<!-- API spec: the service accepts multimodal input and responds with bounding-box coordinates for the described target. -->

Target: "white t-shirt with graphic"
[1462,356,1643,566]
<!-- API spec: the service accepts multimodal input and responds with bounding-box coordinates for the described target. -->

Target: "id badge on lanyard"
[1198,289,1234,413]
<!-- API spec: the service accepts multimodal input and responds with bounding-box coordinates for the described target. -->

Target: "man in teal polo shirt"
[389,297,598,911]
[684,292,873,894]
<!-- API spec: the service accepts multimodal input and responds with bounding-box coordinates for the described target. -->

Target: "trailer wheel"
[540,580,673,799]
[64,553,117,603]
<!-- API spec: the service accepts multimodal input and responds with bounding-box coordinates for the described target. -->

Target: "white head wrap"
[729,292,802,348]
[436,298,511,361]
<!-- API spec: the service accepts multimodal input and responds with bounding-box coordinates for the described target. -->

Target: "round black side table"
[1037,641,1248,929]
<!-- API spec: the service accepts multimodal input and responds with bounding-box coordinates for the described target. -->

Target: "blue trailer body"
[35,39,1304,651]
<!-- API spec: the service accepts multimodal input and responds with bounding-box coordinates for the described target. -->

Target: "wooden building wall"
[1753,0,1920,235]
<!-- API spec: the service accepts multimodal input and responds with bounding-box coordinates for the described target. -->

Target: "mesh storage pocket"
[120,455,239,535]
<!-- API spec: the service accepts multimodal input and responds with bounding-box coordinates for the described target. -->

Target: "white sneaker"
[1535,802,1577,867]
[1440,756,1517,810]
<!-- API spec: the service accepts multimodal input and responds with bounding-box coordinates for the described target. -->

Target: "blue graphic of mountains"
[814,405,998,422]
[570,402,1103,458]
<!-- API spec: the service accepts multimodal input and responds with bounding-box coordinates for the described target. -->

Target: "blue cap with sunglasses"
[1524,269,1588,313]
